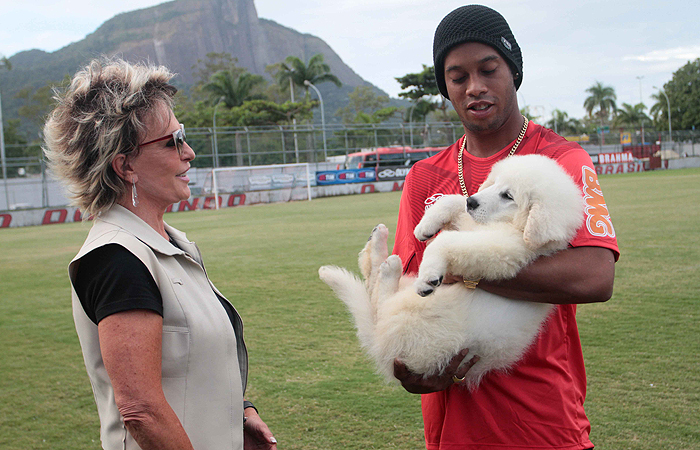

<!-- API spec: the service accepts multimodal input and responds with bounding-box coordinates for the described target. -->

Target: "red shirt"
[393,122,619,450]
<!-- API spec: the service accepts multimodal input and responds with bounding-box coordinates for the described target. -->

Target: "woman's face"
[130,108,195,211]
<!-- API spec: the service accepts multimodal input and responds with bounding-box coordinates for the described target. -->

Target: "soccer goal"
[210,163,312,209]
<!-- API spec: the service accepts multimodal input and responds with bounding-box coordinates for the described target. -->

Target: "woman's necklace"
[457,115,529,197]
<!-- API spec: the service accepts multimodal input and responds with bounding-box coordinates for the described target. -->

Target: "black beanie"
[433,5,523,99]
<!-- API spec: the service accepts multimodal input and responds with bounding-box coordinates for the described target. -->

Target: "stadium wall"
[0,180,405,228]
[4,156,700,229]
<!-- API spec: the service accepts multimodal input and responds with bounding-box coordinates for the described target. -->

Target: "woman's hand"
[244,408,277,450]
[393,348,480,394]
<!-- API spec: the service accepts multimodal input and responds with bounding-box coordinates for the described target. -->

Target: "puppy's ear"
[477,176,495,193]
[522,202,553,249]
[524,198,578,249]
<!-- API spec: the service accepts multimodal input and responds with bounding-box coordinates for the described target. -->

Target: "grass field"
[1,168,699,449]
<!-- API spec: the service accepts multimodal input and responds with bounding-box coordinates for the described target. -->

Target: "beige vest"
[69,205,246,450]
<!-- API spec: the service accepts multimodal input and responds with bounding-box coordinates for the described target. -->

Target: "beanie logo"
[501,37,512,51]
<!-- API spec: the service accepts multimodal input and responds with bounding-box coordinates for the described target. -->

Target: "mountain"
[0,0,400,135]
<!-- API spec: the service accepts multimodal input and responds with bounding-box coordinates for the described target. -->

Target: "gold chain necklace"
[458,115,529,197]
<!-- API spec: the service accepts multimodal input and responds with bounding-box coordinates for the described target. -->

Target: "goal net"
[209,163,312,209]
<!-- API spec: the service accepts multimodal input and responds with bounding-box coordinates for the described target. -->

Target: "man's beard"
[459,94,516,135]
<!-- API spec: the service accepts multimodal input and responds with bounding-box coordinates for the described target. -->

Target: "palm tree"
[613,103,649,127]
[584,81,617,127]
[545,109,570,134]
[567,117,588,135]
[202,70,266,108]
[649,91,669,129]
[273,54,341,101]
[614,102,650,144]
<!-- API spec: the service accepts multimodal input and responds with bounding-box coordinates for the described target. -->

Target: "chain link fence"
[183,121,462,168]
[2,122,698,211]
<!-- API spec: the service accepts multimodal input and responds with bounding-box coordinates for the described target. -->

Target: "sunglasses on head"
[139,124,187,156]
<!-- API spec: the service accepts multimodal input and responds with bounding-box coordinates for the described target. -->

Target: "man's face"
[444,41,519,134]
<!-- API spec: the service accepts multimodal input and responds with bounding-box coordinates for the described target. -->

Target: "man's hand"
[393,349,480,394]
[441,273,465,285]
[243,408,277,450]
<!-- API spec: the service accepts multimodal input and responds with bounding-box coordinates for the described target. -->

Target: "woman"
[43,58,277,450]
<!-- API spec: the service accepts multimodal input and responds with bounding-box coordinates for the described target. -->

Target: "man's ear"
[112,154,136,183]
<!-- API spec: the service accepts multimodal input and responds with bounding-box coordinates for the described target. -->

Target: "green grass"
[579,168,700,449]
[1,168,699,449]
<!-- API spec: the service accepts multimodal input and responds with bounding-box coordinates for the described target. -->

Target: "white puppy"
[319,155,584,388]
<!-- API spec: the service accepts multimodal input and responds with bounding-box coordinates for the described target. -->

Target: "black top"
[74,240,239,330]
[74,244,163,324]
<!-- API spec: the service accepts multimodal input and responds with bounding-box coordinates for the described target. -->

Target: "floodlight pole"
[304,80,327,160]
[636,76,645,149]
[0,89,9,210]
[409,102,416,147]
[289,75,299,163]
[653,86,673,146]
[212,96,224,168]
[1,57,12,210]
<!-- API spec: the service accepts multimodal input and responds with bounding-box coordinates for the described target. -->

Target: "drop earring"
[131,178,139,207]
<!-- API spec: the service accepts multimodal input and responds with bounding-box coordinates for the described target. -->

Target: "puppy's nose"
[467,196,479,211]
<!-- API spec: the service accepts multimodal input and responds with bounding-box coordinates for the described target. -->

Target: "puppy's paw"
[370,223,388,238]
[415,259,446,294]
[380,255,402,277]
[414,219,440,242]
[414,275,443,297]
[368,224,389,249]
[414,239,450,296]
[414,260,447,297]
[360,224,390,280]
[414,195,467,241]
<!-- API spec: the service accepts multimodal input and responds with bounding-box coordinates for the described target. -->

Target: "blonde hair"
[43,58,177,217]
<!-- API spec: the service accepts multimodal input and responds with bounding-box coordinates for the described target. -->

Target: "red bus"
[343,146,447,169]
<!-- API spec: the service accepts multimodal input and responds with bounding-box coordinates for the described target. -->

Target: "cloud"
[623,46,700,63]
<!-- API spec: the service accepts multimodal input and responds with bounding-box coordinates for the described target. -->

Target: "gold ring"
[452,374,466,383]
[463,278,481,289]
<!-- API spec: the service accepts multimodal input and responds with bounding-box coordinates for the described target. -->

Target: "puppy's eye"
[500,191,514,201]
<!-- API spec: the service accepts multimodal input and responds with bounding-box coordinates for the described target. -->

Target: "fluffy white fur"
[319,155,585,389]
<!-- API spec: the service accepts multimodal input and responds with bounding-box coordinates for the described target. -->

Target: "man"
[391,5,619,450]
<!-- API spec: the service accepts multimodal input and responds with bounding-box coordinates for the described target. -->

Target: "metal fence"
[2,121,699,211]
[184,121,463,168]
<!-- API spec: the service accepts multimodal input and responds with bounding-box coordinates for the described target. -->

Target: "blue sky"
[1,0,699,122]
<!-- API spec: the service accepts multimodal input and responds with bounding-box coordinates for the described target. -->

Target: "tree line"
[396,59,700,139]
[2,53,700,163]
